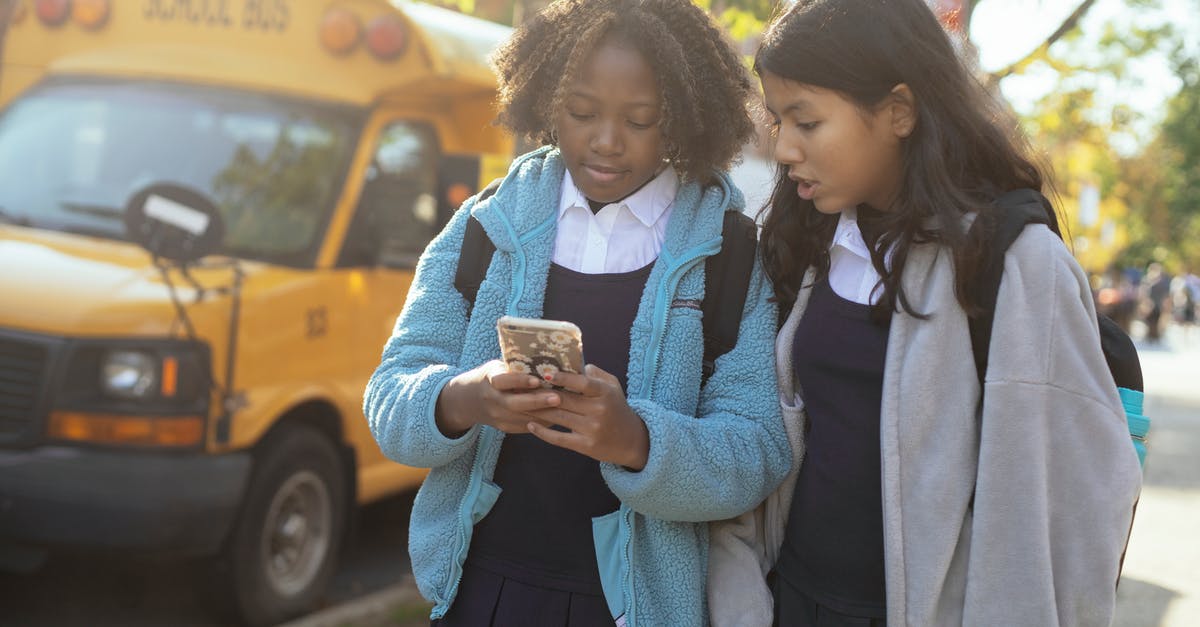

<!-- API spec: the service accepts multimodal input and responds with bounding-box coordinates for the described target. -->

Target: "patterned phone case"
[496,316,584,380]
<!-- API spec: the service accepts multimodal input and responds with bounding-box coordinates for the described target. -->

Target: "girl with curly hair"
[708,1,1141,625]
[365,1,789,625]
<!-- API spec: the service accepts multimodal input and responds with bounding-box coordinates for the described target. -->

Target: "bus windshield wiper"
[0,206,32,226]
[60,200,123,219]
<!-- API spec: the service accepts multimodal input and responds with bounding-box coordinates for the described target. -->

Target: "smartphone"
[496,315,584,381]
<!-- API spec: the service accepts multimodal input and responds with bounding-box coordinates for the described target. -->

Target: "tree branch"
[985,0,1100,87]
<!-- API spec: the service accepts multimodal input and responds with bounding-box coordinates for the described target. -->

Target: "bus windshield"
[0,80,360,266]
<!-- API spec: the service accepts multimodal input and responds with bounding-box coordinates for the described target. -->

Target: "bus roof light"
[35,0,70,27]
[320,7,362,55]
[72,0,110,30]
[365,15,407,61]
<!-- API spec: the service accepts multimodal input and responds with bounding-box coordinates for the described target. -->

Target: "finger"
[584,364,621,387]
[541,389,596,415]
[500,390,561,413]
[488,370,543,392]
[545,369,614,397]
[542,369,588,392]
[527,421,588,456]
[524,406,586,431]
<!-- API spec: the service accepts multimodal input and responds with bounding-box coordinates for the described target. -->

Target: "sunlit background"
[1,1,1198,626]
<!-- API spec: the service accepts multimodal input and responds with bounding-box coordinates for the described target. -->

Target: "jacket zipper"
[438,210,550,617]
[638,241,721,398]
[621,504,636,627]
[434,428,493,619]
[622,237,721,625]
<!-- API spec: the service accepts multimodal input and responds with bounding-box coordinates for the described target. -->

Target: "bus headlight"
[101,350,158,399]
[61,341,210,406]
[52,340,212,448]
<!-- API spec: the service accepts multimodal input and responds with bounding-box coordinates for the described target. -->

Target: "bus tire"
[223,425,347,627]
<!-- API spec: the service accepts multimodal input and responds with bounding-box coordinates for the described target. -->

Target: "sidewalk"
[1132,322,1200,404]
[295,324,1200,627]
[1115,322,1200,627]
[279,576,429,627]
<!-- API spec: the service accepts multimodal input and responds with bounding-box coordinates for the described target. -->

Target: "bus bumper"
[0,446,251,556]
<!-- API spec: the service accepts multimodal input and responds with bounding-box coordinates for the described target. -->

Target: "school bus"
[0,1,512,624]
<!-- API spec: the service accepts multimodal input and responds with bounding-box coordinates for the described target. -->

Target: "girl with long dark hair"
[708,1,1141,625]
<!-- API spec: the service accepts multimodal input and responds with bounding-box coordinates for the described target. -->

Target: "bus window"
[0,80,359,266]
[343,121,439,268]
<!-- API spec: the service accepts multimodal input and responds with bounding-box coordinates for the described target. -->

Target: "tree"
[999,0,1189,272]
[416,0,1192,271]
[1121,50,1200,269]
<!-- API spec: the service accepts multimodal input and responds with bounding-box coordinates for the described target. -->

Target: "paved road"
[0,490,416,627]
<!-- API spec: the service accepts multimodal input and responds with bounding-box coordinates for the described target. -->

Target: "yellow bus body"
[0,1,512,621]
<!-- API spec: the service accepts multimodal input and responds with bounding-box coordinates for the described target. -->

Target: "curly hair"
[489,0,756,184]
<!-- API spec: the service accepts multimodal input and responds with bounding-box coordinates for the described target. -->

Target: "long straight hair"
[755,0,1054,317]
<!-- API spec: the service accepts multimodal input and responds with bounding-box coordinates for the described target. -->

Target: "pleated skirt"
[433,561,615,627]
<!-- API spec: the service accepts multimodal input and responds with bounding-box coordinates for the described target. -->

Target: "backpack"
[453,180,759,385]
[966,188,1148,582]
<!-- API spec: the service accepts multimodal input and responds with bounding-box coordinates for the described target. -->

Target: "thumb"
[584,364,619,386]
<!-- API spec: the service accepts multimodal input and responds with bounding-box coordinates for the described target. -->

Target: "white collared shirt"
[828,207,886,305]
[552,167,678,274]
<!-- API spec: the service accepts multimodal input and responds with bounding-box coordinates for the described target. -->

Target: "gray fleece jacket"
[708,223,1142,626]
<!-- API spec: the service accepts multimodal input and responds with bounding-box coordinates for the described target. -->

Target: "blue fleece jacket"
[364,147,790,626]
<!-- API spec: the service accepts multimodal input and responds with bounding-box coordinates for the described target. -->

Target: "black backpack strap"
[701,211,759,384]
[452,179,502,314]
[454,190,757,383]
[965,189,1144,586]
[967,189,1053,384]
[1099,314,1143,392]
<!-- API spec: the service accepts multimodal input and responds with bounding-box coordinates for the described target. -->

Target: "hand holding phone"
[434,359,557,437]
[496,316,584,383]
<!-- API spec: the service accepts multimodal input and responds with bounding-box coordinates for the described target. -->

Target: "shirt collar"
[830,207,872,261]
[558,166,678,226]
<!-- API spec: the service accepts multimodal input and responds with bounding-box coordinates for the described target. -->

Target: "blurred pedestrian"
[1171,268,1197,340]
[364,1,790,626]
[708,1,1141,625]
[1141,262,1171,343]
[1097,263,1138,333]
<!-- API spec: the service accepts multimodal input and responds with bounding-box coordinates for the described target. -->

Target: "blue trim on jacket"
[364,148,790,626]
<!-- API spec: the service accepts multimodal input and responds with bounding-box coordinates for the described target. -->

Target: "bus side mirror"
[125,183,225,263]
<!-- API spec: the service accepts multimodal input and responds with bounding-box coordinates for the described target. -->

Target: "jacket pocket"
[592,509,627,621]
[468,479,502,525]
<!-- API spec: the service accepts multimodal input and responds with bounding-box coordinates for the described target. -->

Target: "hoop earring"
[663,143,680,163]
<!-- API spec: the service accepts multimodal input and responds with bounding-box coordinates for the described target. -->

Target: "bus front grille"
[0,335,49,444]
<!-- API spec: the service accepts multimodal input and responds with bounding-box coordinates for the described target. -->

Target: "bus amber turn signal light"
[320,7,362,55]
[71,0,110,30]
[49,412,205,448]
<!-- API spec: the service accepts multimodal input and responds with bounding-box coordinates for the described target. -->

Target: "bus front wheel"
[223,425,347,626]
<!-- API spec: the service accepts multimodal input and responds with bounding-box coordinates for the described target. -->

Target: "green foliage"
[989,0,1197,271]
[414,0,1197,270]
[212,123,342,257]
[1152,51,1200,268]
[1106,50,1199,271]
